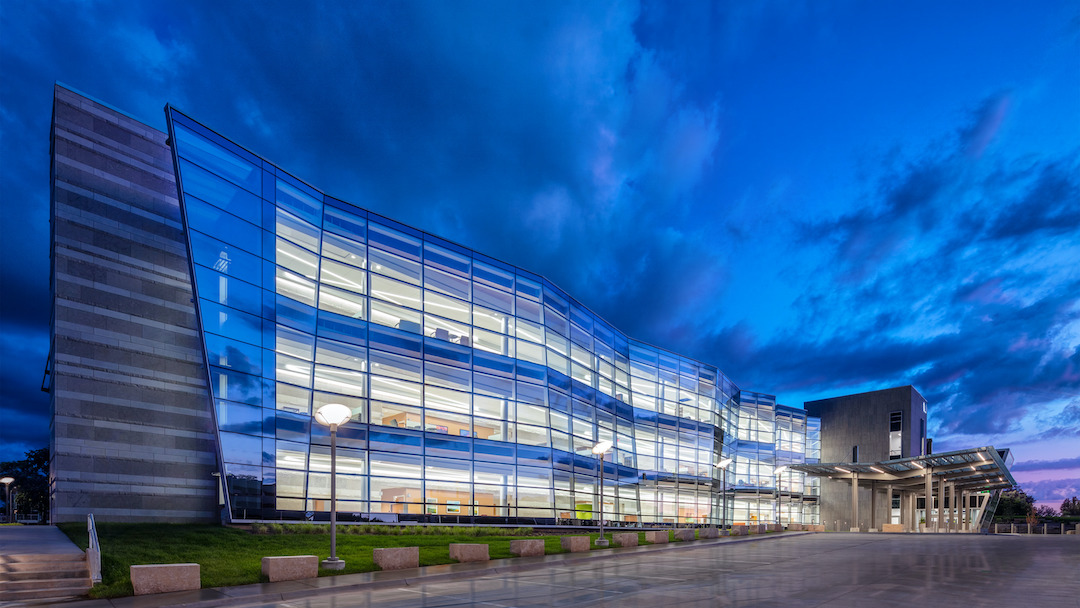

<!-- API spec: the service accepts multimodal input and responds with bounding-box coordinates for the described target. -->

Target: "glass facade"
[165,107,817,525]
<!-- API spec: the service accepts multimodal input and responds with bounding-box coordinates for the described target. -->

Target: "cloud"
[1012,456,1080,472]
[959,93,1011,158]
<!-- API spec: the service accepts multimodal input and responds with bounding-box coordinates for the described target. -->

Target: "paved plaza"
[236,533,1078,608]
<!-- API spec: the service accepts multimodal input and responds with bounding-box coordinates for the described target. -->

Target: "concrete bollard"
[560,536,590,553]
[373,547,419,571]
[449,543,489,563]
[644,530,669,544]
[130,564,200,595]
[261,556,318,582]
[673,529,695,541]
[510,539,545,557]
[612,532,638,547]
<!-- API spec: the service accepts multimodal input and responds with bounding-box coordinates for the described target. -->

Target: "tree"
[1060,497,1080,517]
[1034,504,1057,518]
[994,485,1035,520]
[0,447,49,522]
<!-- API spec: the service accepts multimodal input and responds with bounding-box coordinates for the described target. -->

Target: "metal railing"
[87,513,101,584]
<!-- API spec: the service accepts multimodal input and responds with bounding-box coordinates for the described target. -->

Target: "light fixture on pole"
[592,439,614,547]
[773,466,788,526]
[1,477,13,523]
[714,458,732,530]
[314,403,352,570]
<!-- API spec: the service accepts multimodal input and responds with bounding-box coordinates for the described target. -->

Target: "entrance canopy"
[790,446,1015,492]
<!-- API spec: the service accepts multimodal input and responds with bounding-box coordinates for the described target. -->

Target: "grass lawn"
[58,523,659,598]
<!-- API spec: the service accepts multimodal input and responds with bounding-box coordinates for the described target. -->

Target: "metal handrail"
[87,513,101,584]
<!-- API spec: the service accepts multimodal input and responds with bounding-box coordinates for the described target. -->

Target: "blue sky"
[2,0,1078,508]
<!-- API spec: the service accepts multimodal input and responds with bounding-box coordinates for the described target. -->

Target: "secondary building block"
[699,528,719,539]
[612,532,638,547]
[644,531,669,544]
[510,539,545,557]
[560,536,590,552]
[449,543,489,563]
[373,547,419,571]
[261,555,318,582]
[130,563,200,595]
[673,529,695,541]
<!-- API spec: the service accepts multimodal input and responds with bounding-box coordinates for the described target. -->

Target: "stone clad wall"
[49,85,217,522]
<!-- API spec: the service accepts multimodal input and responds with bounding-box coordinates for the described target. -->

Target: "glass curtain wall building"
[165,107,770,525]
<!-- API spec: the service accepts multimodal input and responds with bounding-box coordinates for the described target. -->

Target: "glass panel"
[370,349,423,383]
[185,198,261,255]
[369,376,423,407]
[179,158,261,224]
[276,237,319,279]
[313,365,366,398]
[370,247,422,284]
[323,205,367,242]
[424,291,470,324]
[174,122,261,194]
[424,267,469,300]
[321,232,366,268]
[424,242,470,276]
[317,285,366,319]
[276,383,311,414]
[276,267,316,306]
[276,208,320,252]
[368,222,421,261]
[277,177,322,226]
[370,274,422,309]
[320,259,367,293]
[315,338,366,371]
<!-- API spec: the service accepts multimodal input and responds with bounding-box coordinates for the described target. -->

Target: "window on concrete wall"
[889,411,903,459]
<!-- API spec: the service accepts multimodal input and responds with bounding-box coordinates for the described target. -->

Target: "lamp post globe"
[314,403,351,570]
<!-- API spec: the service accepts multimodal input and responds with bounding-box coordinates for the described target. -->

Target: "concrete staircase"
[0,552,92,604]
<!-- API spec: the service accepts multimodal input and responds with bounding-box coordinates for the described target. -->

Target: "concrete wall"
[49,85,218,522]
[805,386,927,530]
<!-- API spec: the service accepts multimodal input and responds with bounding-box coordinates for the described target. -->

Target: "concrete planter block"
[510,539,545,557]
[449,543,489,563]
[730,526,748,536]
[130,563,200,595]
[373,547,419,571]
[644,531,669,544]
[673,529,695,541]
[721,529,731,536]
[699,528,719,539]
[811,525,826,532]
[881,524,905,533]
[748,526,760,535]
[612,532,638,547]
[766,524,782,532]
[261,555,318,582]
[560,536,590,552]
[787,523,803,531]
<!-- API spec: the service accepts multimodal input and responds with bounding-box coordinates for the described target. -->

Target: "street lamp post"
[314,403,352,570]
[714,458,732,530]
[1,477,13,523]
[592,440,613,547]
[773,466,788,526]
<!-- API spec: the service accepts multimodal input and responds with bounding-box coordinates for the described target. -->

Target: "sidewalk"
[57,531,810,608]
[0,524,85,557]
